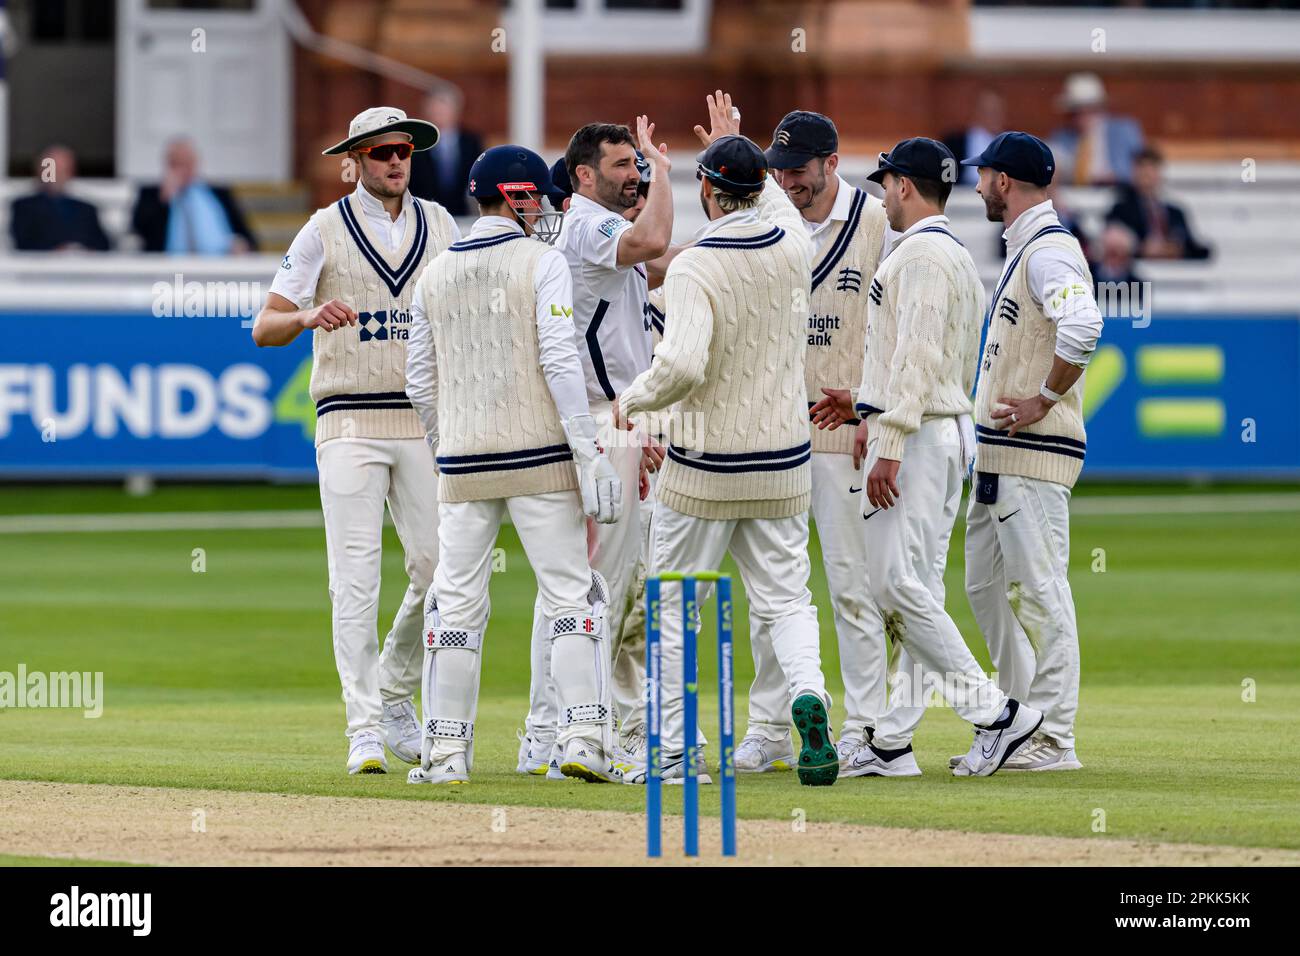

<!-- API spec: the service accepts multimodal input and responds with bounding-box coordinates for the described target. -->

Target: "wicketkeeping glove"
[562,414,622,524]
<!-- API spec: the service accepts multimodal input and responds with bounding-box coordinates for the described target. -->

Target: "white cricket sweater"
[804,187,889,455]
[412,224,580,503]
[620,179,814,519]
[974,222,1094,488]
[309,190,456,445]
[855,215,983,462]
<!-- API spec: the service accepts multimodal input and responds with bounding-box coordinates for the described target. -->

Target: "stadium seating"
[2,158,1297,315]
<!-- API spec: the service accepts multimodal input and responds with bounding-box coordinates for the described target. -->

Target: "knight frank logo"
[358,310,389,342]
[357,309,412,342]
[836,267,863,293]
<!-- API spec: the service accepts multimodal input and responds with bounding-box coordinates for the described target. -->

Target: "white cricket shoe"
[407,751,469,785]
[841,742,922,778]
[663,750,713,786]
[347,731,388,775]
[1001,735,1083,772]
[515,730,552,776]
[620,726,647,761]
[735,734,795,773]
[559,738,623,783]
[546,741,565,780]
[380,700,422,765]
[610,739,646,779]
[834,734,868,768]
[952,700,1044,777]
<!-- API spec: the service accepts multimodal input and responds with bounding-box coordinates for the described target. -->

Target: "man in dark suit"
[10,145,111,252]
[407,85,483,217]
[131,137,257,254]
[1106,146,1211,261]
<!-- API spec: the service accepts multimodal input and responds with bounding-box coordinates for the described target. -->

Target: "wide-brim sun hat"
[322,106,440,156]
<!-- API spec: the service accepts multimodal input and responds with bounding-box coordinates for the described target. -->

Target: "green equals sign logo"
[1136,345,1225,438]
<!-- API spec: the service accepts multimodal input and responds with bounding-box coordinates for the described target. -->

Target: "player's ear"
[825,153,839,176]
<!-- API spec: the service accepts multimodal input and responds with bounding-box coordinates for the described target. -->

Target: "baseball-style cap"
[697,135,768,196]
[548,157,574,201]
[961,131,1056,187]
[765,110,838,169]
[322,106,439,156]
[866,137,956,185]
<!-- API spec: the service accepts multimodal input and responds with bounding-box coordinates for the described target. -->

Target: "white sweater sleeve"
[619,265,714,417]
[1026,247,1104,367]
[404,275,439,450]
[754,177,813,263]
[534,247,590,422]
[874,254,952,461]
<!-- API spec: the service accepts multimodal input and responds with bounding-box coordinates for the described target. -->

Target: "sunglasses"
[355,142,414,162]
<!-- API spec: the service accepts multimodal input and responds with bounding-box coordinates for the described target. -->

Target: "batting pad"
[426,626,483,651]
[419,592,484,769]
[425,717,474,742]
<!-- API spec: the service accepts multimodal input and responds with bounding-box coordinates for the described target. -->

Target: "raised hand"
[692,90,742,147]
[636,115,671,174]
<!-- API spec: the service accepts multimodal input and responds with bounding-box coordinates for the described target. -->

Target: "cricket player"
[956,131,1102,772]
[515,117,672,775]
[252,107,458,775]
[736,109,895,775]
[404,145,625,785]
[516,150,657,780]
[616,105,838,788]
[842,138,1045,775]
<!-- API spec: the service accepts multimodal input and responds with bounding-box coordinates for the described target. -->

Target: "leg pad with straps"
[426,627,483,651]
[425,717,474,741]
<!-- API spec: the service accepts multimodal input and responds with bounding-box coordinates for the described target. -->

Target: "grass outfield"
[0,483,1297,852]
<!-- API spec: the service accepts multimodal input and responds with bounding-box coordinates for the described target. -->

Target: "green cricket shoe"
[792,694,838,786]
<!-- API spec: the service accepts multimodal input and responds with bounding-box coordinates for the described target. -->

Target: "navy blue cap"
[548,157,573,201]
[697,135,768,196]
[867,137,956,186]
[468,145,554,201]
[960,131,1055,187]
[765,110,838,169]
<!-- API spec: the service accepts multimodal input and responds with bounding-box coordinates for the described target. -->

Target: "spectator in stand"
[10,145,111,252]
[1049,72,1144,187]
[1106,146,1211,261]
[942,89,1005,186]
[408,85,484,217]
[1091,223,1145,318]
[131,137,257,255]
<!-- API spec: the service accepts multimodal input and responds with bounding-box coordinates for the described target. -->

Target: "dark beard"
[983,191,1006,223]
[595,171,636,210]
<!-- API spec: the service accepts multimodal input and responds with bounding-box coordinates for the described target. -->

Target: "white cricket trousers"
[430,491,604,761]
[317,437,437,741]
[524,402,644,743]
[746,452,889,743]
[861,417,1006,750]
[965,474,1079,749]
[651,501,829,758]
